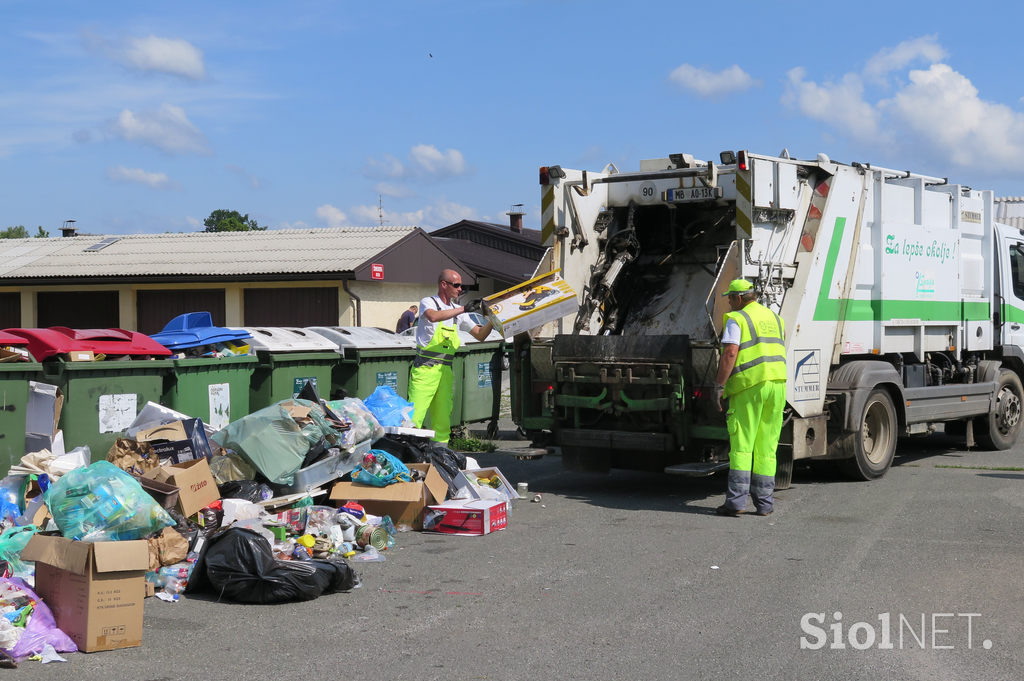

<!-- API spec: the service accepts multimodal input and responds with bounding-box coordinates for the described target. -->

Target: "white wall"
[347,281,439,330]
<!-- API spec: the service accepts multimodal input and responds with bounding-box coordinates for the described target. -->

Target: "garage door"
[37,290,119,329]
[0,293,19,329]
[137,289,227,335]
[244,287,338,327]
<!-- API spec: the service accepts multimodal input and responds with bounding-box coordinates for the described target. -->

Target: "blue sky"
[2,0,1023,235]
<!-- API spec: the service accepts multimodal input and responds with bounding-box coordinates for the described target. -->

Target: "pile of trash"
[0,382,518,662]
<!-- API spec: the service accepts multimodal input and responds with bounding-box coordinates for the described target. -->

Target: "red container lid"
[0,331,29,346]
[2,328,171,361]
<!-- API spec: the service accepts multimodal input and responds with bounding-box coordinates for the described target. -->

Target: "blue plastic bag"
[351,450,412,487]
[362,386,415,428]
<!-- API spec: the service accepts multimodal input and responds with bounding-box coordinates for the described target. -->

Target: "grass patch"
[449,437,497,453]
[934,465,1024,472]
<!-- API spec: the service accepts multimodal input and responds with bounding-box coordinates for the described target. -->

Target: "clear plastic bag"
[210,404,309,485]
[44,461,175,541]
[0,526,37,579]
[325,398,385,446]
[350,450,412,487]
[362,386,414,428]
[208,452,256,485]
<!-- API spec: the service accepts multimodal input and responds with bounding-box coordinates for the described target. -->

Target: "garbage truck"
[510,150,1024,488]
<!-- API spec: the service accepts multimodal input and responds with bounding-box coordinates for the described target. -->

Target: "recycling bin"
[237,327,339,410]
[0,332,42,475]
[4,327,173,460]
[454,332,505,437]
[151,313,258,431]
[307,326,416,400]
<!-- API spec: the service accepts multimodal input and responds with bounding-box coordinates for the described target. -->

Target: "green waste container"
[41,358,173,460]
[454,333,505,437]
[307,326,416,400]
[0,334,41,476]
[162,355,258,431]
[240,327,339,410]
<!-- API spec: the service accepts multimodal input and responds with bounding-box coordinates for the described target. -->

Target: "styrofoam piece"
[271,439,371,495]
[307,326,416,351]
[382,426,436,438]
[232,327,339,353]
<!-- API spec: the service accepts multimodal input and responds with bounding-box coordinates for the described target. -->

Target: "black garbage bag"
[217,479,273,503]
[188,527,357,604]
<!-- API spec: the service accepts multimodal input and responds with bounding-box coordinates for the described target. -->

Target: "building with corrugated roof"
[0,227,474,332]
[996,196,1024,231]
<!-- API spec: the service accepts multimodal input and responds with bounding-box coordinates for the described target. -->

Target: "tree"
[203,209,266,232]
[35,226,49,238]
[0,225,29,239]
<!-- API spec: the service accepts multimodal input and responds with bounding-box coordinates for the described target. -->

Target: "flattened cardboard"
[143,458,218,517]
[329,463,448,530]
[22,534,148,653]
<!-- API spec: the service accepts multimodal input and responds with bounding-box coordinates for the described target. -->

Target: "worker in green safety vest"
[712,279,787,517]
[408,269,493,445]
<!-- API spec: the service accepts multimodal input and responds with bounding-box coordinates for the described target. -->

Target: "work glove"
[463,298,483,314]
[713,383,725,412]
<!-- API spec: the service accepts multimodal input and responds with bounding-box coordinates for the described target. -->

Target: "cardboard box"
[26,381,63,454]
[21,534,149,652]
[329,463,449,530]
[483,269,579,337]
[424,499,508,536]
[135,418,213,465]
[64,350,95,362]
[454,467,517,502]
[143,458,219,517]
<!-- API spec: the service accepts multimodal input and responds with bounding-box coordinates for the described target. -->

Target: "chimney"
[60,219,78,238]
[507,204,525,233]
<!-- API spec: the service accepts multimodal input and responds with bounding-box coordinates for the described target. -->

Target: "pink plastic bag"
[4,578,77,659]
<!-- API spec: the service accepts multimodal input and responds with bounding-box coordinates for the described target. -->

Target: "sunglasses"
[444,281,464,289]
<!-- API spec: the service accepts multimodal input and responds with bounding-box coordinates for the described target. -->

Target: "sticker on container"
[208,383,231,430]
[293,376,317,397]
[477,362,493,388]
[376,371,398,390]
[98,393,138,433]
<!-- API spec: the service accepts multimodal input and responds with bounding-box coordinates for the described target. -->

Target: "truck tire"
[837,389,897,481]
[975,369,1024,451]
[775,447,794,491]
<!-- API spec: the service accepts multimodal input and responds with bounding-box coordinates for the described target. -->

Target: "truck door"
[1000,236,1024,348]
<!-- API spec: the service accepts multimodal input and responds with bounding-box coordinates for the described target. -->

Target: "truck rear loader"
[510,150,1024,488]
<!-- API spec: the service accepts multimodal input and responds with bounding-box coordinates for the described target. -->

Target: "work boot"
[715,505,743,517]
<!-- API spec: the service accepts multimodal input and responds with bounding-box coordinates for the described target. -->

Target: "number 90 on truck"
[510,151,1024,488]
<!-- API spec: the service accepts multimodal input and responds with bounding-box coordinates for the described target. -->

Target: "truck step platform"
[664,461,729,476]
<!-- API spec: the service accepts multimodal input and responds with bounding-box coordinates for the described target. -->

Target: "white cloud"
[374,182,415,199]
[884,64,1024,168]
[224,164,263,189]
[408,144,466,177]
[83,30,206,80]
[362,145,471,181]
[279,221,309,230]
[316,199,478,229]
[863,34,947,83]
[105,165,181,190]
[782,67,885,143]
[186,216,202,228]
[315,204,348,229]
[783,37,1024,171]
[669,64,760,98]
[109,103,212,155]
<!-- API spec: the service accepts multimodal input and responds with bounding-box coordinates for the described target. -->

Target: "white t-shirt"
[416,296,476,348]
[721,318,741,346]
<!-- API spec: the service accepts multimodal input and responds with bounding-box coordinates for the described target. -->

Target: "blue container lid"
[150,312,252,350]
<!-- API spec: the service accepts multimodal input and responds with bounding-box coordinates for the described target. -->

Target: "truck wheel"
[837,389,897,481]
[775,447,794,491]
[976,369,1024,450]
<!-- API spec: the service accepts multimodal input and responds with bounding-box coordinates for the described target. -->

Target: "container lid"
[307,326,416,350]
[233,327,339,352]
[0,331,29,346]
[150,312,253,350]
[3,327,172,360]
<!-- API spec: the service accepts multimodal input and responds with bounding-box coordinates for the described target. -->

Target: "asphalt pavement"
[26,430,1024,680]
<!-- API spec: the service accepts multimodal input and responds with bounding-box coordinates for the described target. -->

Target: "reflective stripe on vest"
[414,348,454,368]
[414,301,461,369]
[723,302,786,397]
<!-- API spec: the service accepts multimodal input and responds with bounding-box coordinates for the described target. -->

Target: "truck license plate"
[665,186,723,202]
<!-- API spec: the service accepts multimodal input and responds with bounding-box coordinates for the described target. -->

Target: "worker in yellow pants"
[713,279,787,516]
[409,269,493,445]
